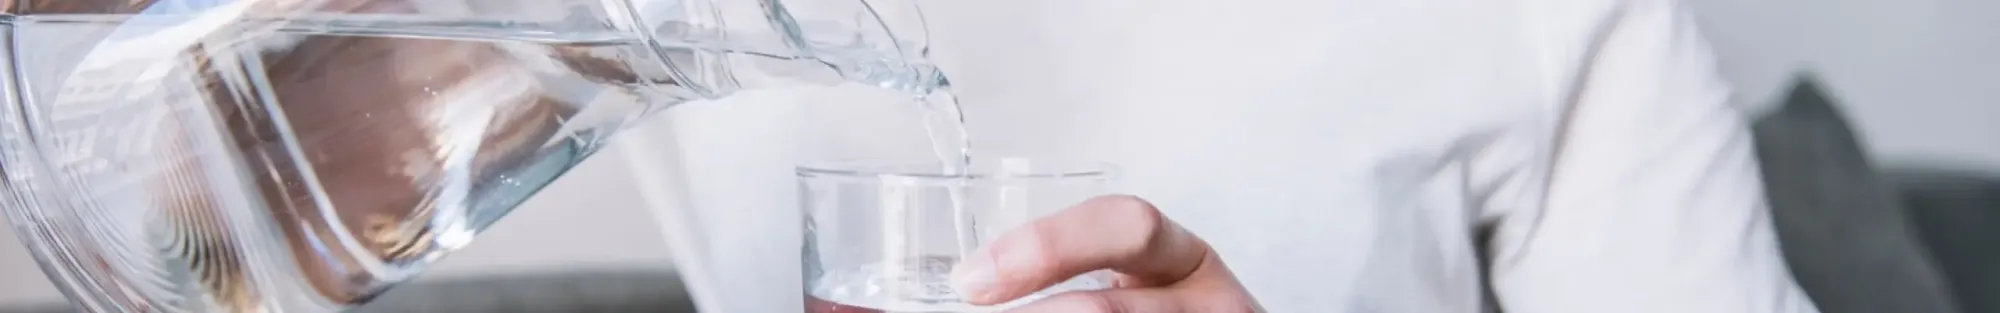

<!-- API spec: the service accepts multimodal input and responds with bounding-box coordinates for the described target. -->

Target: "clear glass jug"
[0,0,941,312]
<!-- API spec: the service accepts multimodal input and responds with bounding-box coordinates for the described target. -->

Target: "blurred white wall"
[0,212,56,306]
[1692,0,2000,168]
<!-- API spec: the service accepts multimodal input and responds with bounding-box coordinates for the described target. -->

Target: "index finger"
[950,195,1211,305]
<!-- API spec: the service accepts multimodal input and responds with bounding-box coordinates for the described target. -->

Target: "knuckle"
[1097,194,1159,215]
[1095,194,1170,252]
[1095,194,1167,234]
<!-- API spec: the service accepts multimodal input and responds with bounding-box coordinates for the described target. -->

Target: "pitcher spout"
[614,0,944,99]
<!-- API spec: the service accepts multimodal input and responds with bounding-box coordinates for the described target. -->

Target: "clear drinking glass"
[799,158,1116,313]
[0,0,942,312]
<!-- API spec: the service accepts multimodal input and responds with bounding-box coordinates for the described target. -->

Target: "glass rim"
[795,158,1117,180]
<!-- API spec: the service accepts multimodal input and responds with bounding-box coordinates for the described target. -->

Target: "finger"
[1000,289,1187,313]
[1012,251,1258,313]
[951,195,1210,304]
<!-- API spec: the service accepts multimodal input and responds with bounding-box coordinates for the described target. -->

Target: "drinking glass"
[798,158,1116,313]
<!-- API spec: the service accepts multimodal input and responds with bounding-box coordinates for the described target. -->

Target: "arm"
[1486,0,1820,312]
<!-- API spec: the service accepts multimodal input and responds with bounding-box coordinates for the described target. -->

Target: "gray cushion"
[1752,77,1961,313]
[1890,168,2000,313]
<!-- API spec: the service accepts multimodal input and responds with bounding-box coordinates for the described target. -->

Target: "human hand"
[951,195,1263,312]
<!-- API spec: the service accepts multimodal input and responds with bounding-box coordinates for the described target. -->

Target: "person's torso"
[658,0,1617,311]
[930,1,1579,311]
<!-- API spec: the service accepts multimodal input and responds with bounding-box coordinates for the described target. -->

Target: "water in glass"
[798,160,1114,313]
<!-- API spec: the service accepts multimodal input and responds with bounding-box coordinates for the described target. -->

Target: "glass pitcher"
[0,0,943,312]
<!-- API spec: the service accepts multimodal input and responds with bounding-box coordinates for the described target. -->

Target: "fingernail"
[951,251,998,301]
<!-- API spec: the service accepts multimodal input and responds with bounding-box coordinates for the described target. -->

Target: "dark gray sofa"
[1892,168,2000,313]
[1756,77,1995,313]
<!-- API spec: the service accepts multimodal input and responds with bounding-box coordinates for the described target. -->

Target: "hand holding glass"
[799,159,1116,312]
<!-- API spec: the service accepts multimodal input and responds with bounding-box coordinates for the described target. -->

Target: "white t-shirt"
[627,0,1824,312]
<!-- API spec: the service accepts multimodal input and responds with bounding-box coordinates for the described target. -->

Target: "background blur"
[3,0,1994,310]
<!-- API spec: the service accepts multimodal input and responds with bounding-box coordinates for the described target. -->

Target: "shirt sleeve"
[1485,0,1822,312]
